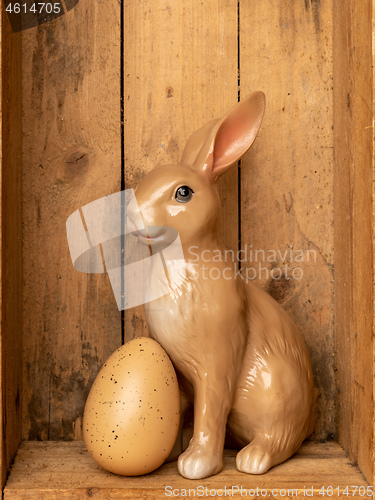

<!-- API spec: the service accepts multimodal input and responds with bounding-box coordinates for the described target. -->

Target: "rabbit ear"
[180,118,220,168]
[180,91,265,181]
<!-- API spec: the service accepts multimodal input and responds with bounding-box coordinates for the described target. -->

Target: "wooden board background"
[15,0,374,487]
[239,0,335,441]
[21,0,121,441]
[1,4,22,489]
[332,0,374,483]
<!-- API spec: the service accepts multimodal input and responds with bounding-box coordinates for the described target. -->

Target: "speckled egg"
[83,337,180,475]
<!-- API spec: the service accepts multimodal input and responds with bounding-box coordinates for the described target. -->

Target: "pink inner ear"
[213,104,261,172]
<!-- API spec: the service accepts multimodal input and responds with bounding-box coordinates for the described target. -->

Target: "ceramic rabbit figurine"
[130,92,318,480]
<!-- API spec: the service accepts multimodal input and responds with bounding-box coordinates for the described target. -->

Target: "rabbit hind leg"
[235,431,298,475]
[227,390,308,474]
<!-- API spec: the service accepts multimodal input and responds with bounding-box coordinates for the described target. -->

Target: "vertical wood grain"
[333,0,373,483]
[123,0,239,341]
[240,0,335,441]
[0,10,3,478]
[1,4,22,487]
[21,0,122,440]
[373,0,375,486]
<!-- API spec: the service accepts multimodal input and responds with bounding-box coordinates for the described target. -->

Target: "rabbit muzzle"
[136,226,166,239]
[133,226,168,245]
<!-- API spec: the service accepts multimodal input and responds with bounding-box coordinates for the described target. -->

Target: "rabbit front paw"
[177,443,223,480]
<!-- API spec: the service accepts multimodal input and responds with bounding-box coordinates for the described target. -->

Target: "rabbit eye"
[175,185,194,203]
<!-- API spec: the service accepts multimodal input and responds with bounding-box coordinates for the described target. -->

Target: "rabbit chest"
[144,258,248,387]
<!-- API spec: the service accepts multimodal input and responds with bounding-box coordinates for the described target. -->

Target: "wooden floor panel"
[3,441,369,499]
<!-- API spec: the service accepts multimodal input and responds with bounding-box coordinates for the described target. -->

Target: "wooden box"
[1,0,374,497]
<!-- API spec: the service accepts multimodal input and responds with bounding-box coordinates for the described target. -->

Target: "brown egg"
[83,337,180,475]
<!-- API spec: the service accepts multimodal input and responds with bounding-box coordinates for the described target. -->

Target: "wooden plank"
[239,1,335,442]
[373,0,375,488]
[1,3,22,488]
[3,441,369,499]
[0,9,3,482]
[332,0,374,484]
[123,0,239,342]
[21,0,122,440]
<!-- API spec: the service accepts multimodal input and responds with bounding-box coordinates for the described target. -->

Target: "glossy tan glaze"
[132,92,318,480]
